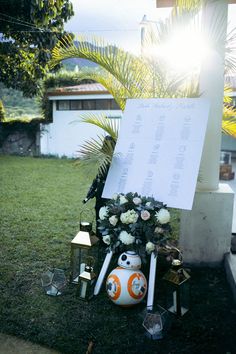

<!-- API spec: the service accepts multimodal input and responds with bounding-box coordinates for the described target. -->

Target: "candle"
[173,291,177,313]
[80,263,86,274]
[80,281,87,298]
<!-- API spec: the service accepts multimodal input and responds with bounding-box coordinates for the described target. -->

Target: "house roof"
[47,83,109,97]
[47,76,236,99]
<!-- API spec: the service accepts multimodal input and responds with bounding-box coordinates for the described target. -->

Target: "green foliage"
[0,83,42,121]
[44,70,95,89]
[0,100,5,121]
[0,0,74,96]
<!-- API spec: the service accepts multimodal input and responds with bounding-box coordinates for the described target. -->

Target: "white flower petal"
[155,209,170,224]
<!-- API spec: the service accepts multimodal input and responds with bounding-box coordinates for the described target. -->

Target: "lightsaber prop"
[94,250,113,295]
[146,252,157,311]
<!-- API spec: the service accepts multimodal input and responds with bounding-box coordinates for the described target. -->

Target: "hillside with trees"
[0,83,41,121]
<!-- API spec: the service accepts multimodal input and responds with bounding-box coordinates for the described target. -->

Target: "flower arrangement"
[98,192,171,258]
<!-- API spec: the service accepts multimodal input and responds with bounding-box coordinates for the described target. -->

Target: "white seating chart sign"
[102,98,210,210]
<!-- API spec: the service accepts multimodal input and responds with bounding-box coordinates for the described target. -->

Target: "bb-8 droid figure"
[106,251,147,306]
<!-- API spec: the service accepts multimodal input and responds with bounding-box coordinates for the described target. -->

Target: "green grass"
[0,156,94,270]
[0,156,235,354]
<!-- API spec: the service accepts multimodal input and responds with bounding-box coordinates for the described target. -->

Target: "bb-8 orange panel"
[106,267,147,306]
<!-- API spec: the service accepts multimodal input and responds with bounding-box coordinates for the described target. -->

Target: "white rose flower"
[155,208,170,224]
[155,227,164,234]
[133,197,142,205]
[146,241,155,253]
[119,195,128,205]
[120,209,138,224]
[109,215,118,226]
[141,210,150,221]
[99,206,109,220]
[102,235,111,245]
[119,231,135,245]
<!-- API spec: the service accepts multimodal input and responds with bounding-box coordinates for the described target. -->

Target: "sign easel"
[94,98,210,310]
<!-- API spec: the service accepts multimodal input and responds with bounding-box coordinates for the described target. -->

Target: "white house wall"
[40,99,122,158]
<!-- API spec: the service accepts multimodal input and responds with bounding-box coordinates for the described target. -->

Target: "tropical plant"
[0,0,74,97]
[49,0,236,173]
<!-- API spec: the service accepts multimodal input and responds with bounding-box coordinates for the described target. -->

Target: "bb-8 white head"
[118,251,141,269]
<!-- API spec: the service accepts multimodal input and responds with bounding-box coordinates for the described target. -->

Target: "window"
[56,99,120,111]
[83,100,96,110]
[57,100,70,110]
[96,99,110,110]
[110,99,120,110]
[70,100,82,110]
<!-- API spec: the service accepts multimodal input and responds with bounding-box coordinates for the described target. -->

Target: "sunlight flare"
[148,28,210,73]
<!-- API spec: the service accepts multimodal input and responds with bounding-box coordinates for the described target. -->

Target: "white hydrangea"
[102,235,111,245]
[146,241,155,253]
[155,208,170,224]
[99,206,109,220]
[109,215,118,226]
[119,231,135,245]
[120,209,138,224]
[119,195,128,205]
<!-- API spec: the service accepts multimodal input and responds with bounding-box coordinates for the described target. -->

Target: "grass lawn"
[0,155,236,354]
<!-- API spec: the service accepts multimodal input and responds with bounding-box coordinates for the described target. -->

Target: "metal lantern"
[70,221,99,284]
[78,264,96,300]
[162,259,191,316]
[41,268,67,296]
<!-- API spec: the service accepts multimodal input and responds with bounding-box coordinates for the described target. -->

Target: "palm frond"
[78,135,115,175]
[225,27,236,75]
[50,34,152,96]
[224,85,234,105]
[222,118,236,138]
[222,105,236,137]
[79,113,119,141]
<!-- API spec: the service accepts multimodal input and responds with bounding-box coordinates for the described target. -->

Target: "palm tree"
[49,0,236,173]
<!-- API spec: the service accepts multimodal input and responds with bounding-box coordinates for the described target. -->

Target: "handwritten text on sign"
[102,98,210,210]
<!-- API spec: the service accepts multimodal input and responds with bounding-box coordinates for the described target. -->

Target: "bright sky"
[64,0,171,54]
[65,0,236,55]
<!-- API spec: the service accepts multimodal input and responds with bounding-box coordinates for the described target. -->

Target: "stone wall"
[0,121,41,156]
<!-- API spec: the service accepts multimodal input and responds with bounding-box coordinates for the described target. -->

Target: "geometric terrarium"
[41,268,67,296]
[142,305,171,340]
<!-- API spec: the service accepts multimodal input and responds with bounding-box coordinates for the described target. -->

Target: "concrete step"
[224,252,236,302]
[0,333,60,354]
